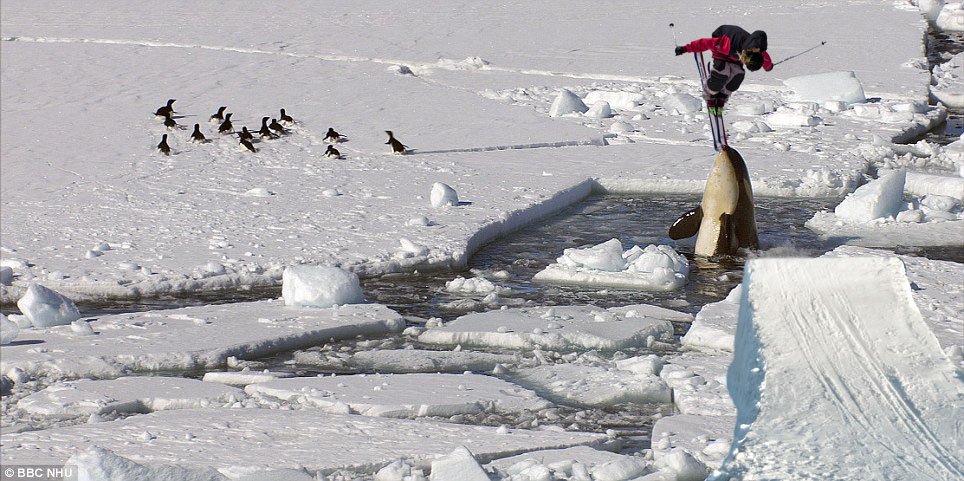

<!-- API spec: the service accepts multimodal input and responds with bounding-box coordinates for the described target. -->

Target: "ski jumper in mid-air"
[675,25,773,112]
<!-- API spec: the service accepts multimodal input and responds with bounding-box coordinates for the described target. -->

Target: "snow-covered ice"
[549,89,589,117]
[713,257,963,480]
[281,265,365,308]
[807,168,964,247]
[0,314,19,345]
[783,71,866,105]
[202,369,294,387]
[651,414,735,473]
[17,376,243,418]
[245,373,552,418]
[508,362,671,407]
[294,348,519,374]
[833,168,906,222]
[659,351,733,417]
[16,283,81,328]
[931,52,964,108]
[0,300,404,381]
[418,305,685,351]
[533,240,689,291]
[2,408,607,477]
[683,247,964,356]
[430,182,460,209]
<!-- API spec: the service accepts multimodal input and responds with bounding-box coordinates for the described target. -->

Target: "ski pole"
[669,23,679,47]
[773,41,827,67]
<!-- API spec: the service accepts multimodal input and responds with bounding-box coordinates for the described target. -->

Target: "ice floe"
[533,240,689,291]
[418,305,686,351]
[0,300,404,382]
[245,373,552,417]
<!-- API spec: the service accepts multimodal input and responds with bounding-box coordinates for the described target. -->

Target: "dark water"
[363,194,839,322]
[925,27,964,146]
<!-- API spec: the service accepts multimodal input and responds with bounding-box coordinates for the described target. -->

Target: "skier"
[675,25,773,113]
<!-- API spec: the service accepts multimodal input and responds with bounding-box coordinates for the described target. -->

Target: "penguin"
[385,130,407,154]
[209,106,227,124]
[163,112,178,130]
[218,113,234,134]
[323,127,341,143]
[157,134,171,155]
[259,117,275,139]
[239,126,254,143]
[279,108,294,125]
[190,123,207,143]
[324,145,341,159]
[239,136,257,153]
[154,99,176,118]
[269,118,285,135]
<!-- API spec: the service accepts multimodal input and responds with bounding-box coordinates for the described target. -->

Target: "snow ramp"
[712,257,963,480]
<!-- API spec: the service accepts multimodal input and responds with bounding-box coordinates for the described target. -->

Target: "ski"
[694,52,727,151]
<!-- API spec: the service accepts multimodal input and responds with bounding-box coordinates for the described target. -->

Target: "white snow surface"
[281,265,365,308]
[17,376,243,418]
[508,362,671,407]
[68,446,228,481]
[660,351,734,417]
[931,52,964,108]
[714,257,963,480]
[834,168,906,222]
[245,373,552,418]
[808,168,964,247]
[683,247,963,356]
[549,89,589,117]
[652,414,735,473]
[0,0,940,304]
[418,304,686,351]
[783,71,866,105]
[533,241,689,291]
[1,408,607,476]
[294,348,519,374]
[0,300,404,381]
[201,370,294,387]
[0,314,19,345]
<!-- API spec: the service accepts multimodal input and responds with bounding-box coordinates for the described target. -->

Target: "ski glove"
[674,46,686,56]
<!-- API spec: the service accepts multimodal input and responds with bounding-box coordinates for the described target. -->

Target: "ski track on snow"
[1,35,667,84]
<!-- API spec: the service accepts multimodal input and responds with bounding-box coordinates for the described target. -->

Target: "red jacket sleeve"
[762,51,773,71]
[684,37,721,54]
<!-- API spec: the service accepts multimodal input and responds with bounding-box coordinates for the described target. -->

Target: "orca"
[385,130,407,154]
[668,145,759,257]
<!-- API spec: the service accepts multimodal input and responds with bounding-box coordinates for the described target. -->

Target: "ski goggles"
[738,48,761,64]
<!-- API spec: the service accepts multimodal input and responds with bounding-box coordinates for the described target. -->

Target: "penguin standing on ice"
[190,123,207,143]
[163,112,178,130]
[210,106,227,123]
[279,109,294,126]
[157,134,171,155]
[324,145,341,159]
[259,117,275,139]
[323,128,341,143]
[154,99,176,118]
[239,135,257,153]
[269,118,286,136]
[239,126,254,143]
[218,113,234,134]
[385,130,407,154]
